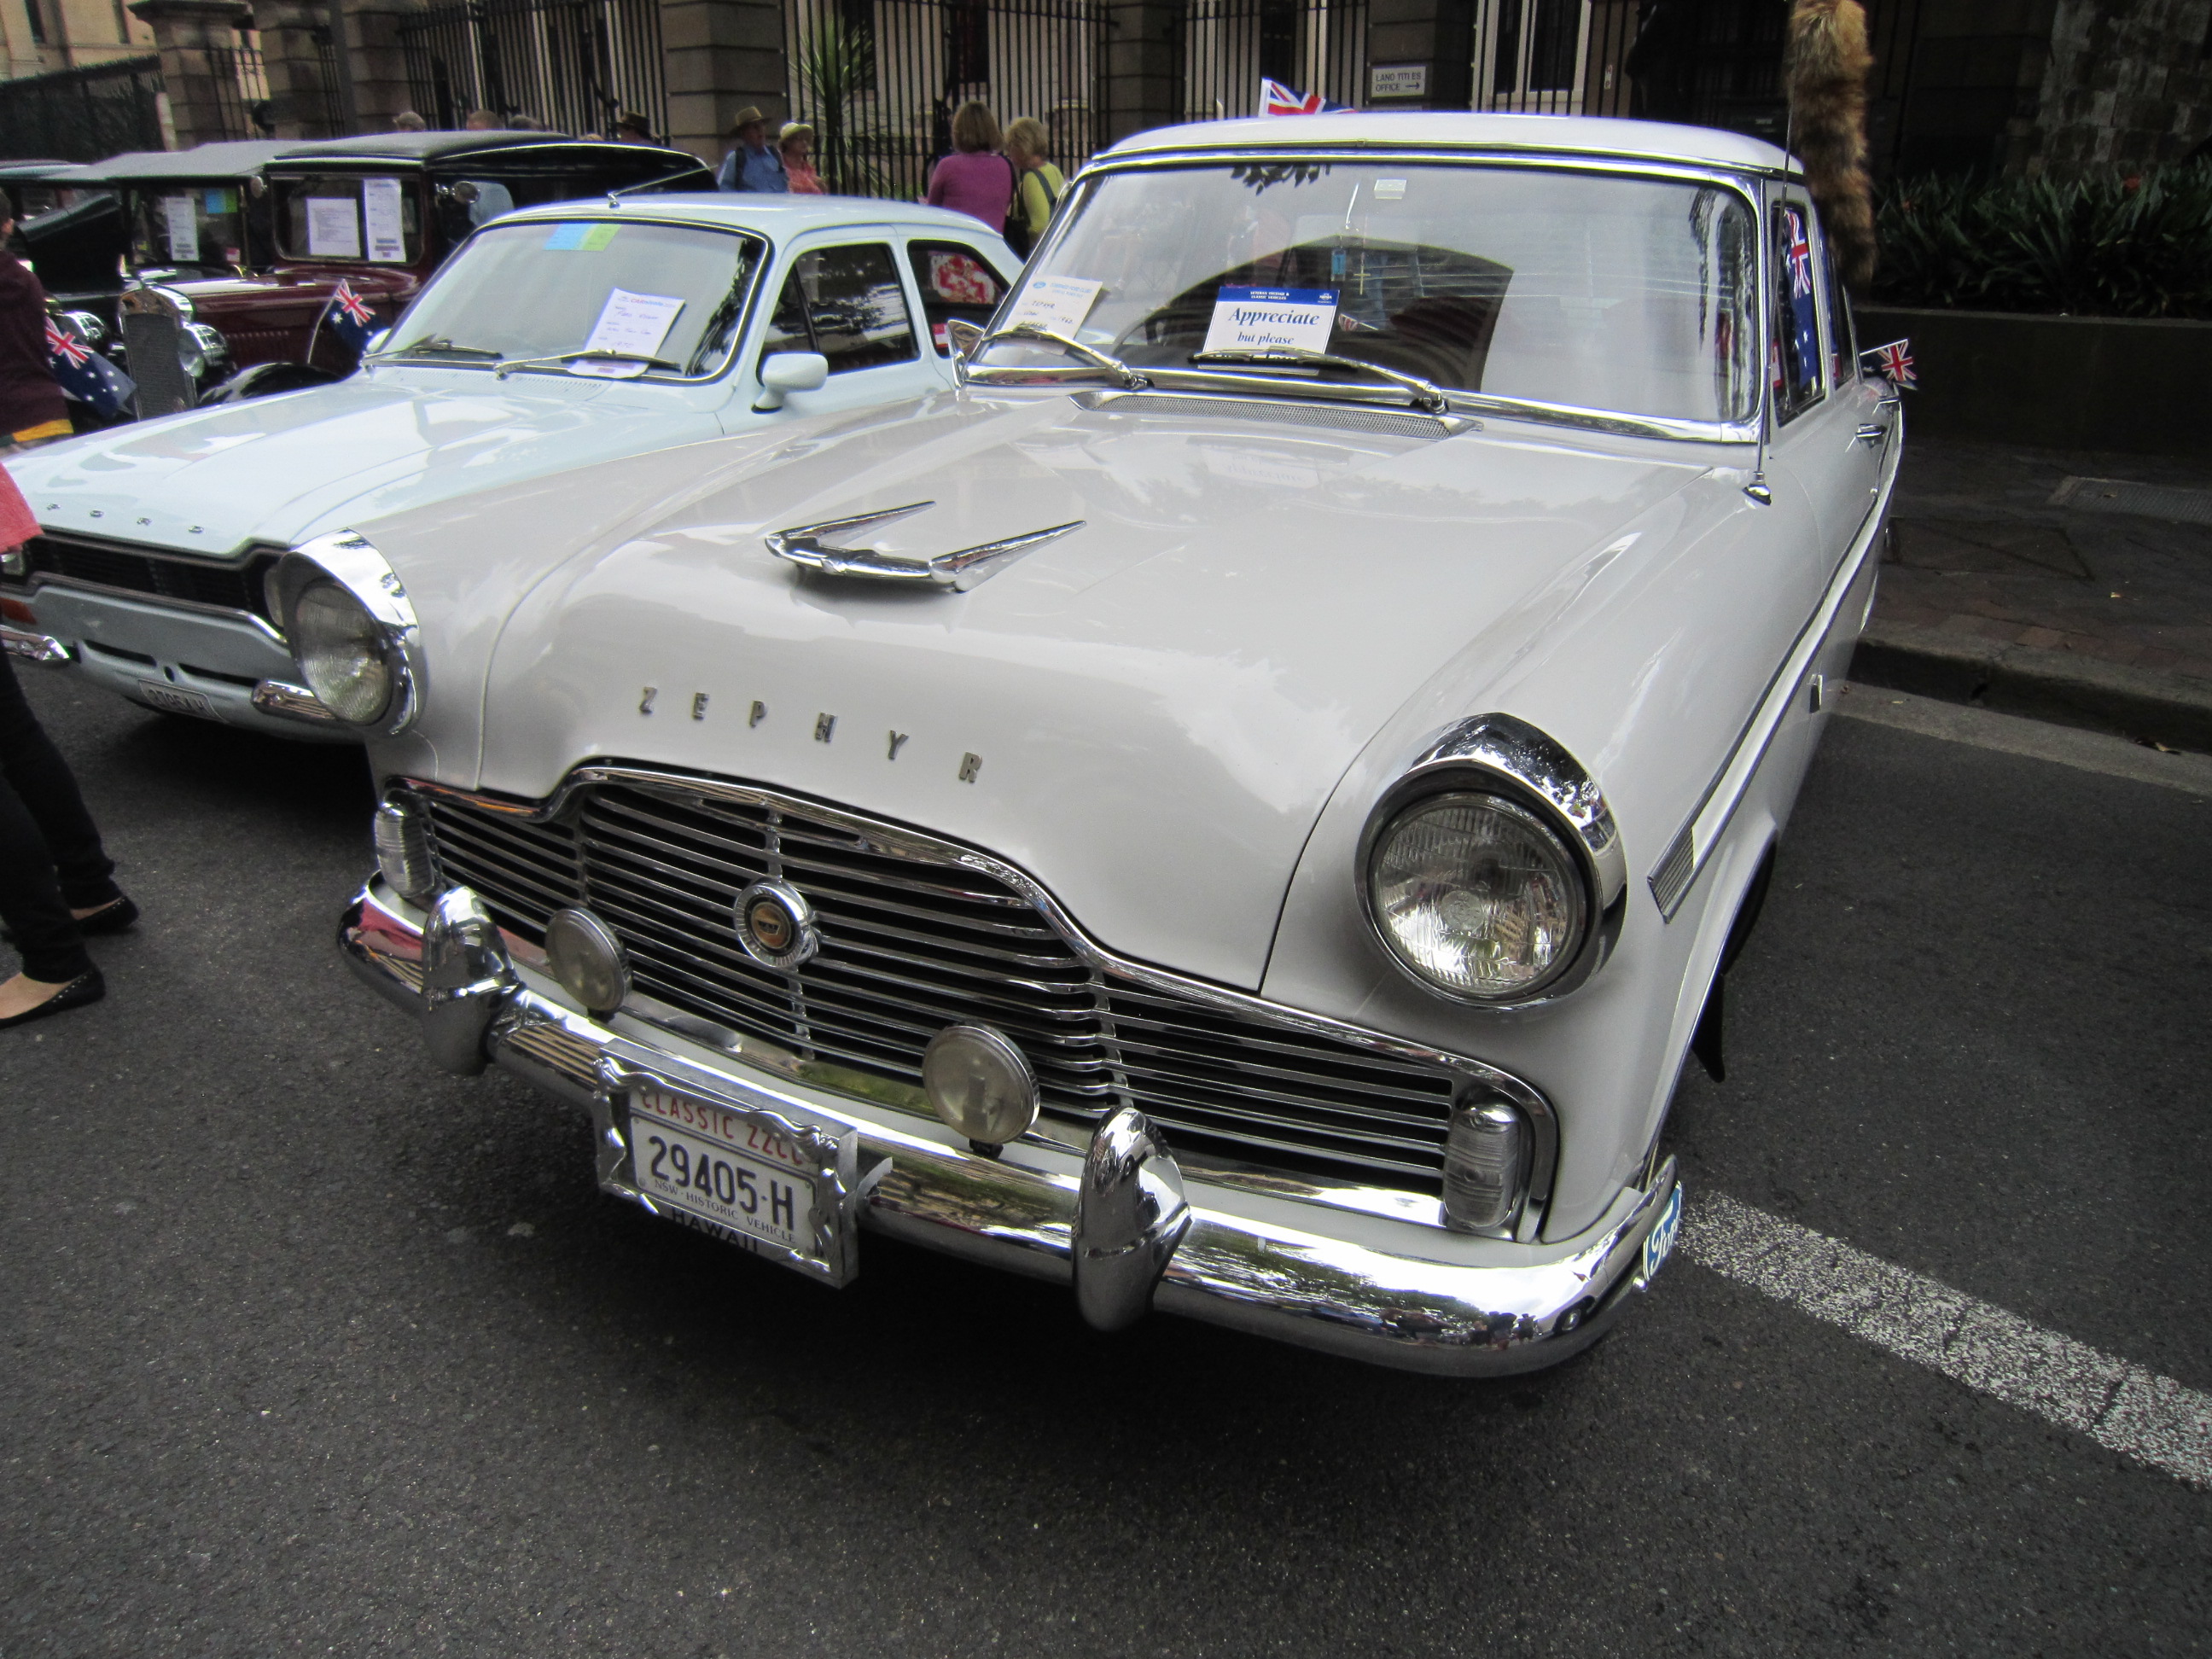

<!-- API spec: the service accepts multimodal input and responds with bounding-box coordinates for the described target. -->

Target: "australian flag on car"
[1862,338,1917,388]
[44,319,134,416]
[1260,78,1346,115]
[323,279,377,358]
[1784,206,1820,389]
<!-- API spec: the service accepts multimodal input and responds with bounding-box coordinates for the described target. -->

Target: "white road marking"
[1682,1192,2212,1489]
[1835,683,2212,797]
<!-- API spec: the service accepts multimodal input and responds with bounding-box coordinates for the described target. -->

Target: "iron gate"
[0,56,163,161]
[1182,0,1365,121]
[783,0,1108,201]
[397,0,667,139]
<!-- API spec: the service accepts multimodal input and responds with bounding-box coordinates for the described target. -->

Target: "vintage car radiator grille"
[24,533,280,622]
[419,781,1461,1192]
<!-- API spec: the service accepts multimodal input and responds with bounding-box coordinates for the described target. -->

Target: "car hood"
[2,371,708,556]
[460,392,1715,990]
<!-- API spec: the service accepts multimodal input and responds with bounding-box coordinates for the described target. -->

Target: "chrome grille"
[420,779,1459,1190]
[25,533,280,622]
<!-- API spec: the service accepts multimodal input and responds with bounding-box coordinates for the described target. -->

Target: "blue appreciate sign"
[1202,286,1341,355]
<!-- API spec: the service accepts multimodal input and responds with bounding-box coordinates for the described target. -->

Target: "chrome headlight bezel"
[271,531,423,736]
[1357,713,1627,1008]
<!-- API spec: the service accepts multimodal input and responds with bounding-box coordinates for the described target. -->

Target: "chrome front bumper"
[342,878,1680,1376]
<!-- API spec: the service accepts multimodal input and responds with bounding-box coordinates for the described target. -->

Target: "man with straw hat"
[717,108,789,193]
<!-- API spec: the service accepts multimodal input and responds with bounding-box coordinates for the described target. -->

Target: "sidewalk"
[1854,433,2212,752]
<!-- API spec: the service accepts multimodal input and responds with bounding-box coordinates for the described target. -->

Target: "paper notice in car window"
[570,288,686,376]
[1005,275,1102,336]
[1202,287,1338,356]
[363,178,406,262]
[306,197,361,259]
[162,195,199,263]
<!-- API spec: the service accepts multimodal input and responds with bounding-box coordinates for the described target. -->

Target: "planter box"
[1857,306,2212,459]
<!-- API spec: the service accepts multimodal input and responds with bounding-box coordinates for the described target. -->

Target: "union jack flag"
[1260,78,1344,116]
[1863,337,1917,388]
[322,278,378,357]
[44,318,135,416]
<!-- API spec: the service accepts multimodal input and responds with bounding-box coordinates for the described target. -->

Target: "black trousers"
[0,649,117,981]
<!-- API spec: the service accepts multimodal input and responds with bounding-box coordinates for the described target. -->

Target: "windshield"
[381,218,766,377]
[129,184,254,273]
[983,162,1760,426]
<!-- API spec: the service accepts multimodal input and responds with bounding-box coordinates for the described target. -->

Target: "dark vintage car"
[40,131,713,416]
[6,156,125,299]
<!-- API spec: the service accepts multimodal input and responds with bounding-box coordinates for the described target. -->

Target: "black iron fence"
[1183,0,1366,119]
[784,0,1108,201]
[398,0,667,137]
[206,38,276,140]
[0,55,164,161]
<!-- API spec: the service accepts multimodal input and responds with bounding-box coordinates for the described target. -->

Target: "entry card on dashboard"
[1005,275,1103,337]
[306,197,361,259]
[1202,287,1339,356]
[363,178,407,262]
[162,195,199,265]
[581,288,686,362]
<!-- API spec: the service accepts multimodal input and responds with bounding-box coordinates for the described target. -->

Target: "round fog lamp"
[923,1024,1039,1150]
[544,907,629,1017]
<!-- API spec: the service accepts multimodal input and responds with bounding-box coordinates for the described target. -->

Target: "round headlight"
[175,329,206,377]
[922,1024,1040,1150]
[1366,791,1588,1002]
[291,577,393,725]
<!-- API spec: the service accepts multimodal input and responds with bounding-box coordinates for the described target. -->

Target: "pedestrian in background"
[925,101,1015,234]
[717,108,789,193]
[781,123,823,194]
[0,471,133,1031]
[0,212,72,451]
[615,111,658,145]
[1001,116,1065,258]
[391,110,427,132]
[463,108,499,131]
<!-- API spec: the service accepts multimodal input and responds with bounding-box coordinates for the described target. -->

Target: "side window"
[906,241,1012,355]
[1819,212,1858,385]
[1769,196,1824,421]
[759,243,917,374]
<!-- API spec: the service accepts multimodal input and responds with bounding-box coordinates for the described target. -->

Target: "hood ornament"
[765,500,1083,592]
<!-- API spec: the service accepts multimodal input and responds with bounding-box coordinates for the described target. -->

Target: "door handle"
[1854,423,1889,445]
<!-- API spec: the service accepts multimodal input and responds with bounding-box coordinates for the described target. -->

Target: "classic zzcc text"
[306,113,1898,1371]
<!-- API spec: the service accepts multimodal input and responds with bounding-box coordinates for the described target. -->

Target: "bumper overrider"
[342,878,1680,1375]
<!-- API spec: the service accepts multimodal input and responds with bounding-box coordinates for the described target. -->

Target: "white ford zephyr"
[306,113,1898,1371]
[0,195,1015,737]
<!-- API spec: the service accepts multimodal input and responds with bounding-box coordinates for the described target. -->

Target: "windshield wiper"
[366,336,502,363]
[970,323,1147,389]
[492,348,684,379]
[1189,348,1449,414]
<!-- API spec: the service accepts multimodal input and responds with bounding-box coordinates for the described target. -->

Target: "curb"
[1849,620,2212,754]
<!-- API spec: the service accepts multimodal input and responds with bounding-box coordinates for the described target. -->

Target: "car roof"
[1101,112,1796,174]
[492,191,1016,239]
[56,140,300,183]
[272,131,700,168]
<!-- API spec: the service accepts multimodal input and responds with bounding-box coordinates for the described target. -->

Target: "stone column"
[1103,0,1182,142]
[127,0,253,147]
[1363,0,1473,111]
[251,0,343,137]
[661,0,787,169]
[346,0,422,130]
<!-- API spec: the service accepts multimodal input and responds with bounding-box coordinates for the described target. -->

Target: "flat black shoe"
[0,968,105,1030]
[2,894,135,947]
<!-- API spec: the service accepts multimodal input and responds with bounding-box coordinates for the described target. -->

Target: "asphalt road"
[3,671,2207,1657]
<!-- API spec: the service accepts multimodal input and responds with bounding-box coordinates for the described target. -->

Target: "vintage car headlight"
[1366,792,1587,1001]
[1360,714,1626,1007]
[271,532,422,735]
[178,323,229,381]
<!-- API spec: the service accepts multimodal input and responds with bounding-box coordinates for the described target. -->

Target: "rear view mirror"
[754,350,828,410]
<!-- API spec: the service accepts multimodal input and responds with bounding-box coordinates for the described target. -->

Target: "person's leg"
[0,765,92,987]
[0,651,119,911]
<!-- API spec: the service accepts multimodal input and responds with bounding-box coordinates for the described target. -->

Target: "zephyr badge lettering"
[735,879,818,969]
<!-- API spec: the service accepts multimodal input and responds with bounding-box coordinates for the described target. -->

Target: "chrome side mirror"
[753,349,828,410]
[363,327,390,357]
[945,317,985,364]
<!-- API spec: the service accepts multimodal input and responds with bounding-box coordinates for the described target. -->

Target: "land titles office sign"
[1202,287,1340,356]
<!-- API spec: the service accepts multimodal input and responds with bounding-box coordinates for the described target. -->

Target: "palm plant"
[793,19,899,198]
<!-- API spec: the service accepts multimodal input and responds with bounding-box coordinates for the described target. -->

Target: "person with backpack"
[925,101,1016,234]
[1001,117,1066,259]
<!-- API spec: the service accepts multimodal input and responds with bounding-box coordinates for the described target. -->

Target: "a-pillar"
[251,0,344,137]
[661,0,786,169]
[127,0,253,148]
[1103,0,1183,143]
[1363,0,1473,111]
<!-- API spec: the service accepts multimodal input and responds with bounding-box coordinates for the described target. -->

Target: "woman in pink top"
[924,101,1017,233]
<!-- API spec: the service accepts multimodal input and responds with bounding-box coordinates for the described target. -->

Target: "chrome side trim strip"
[401,763,1560,1225]
[1649,420,1905,920]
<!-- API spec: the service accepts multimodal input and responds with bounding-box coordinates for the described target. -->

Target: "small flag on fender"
[1861,338,1916,388]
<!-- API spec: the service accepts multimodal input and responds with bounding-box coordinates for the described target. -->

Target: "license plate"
[624,1081,858,1285]
[1642,1180,1685,1283]
[136,679,214,718]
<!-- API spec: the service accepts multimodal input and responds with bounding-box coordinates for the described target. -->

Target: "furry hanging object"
[1786,0,1877,289]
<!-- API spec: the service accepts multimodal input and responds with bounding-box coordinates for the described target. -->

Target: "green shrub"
[1873,164,2212,319]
